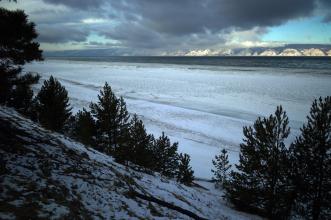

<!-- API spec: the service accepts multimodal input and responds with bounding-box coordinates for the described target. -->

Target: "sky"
[1,0,331,55]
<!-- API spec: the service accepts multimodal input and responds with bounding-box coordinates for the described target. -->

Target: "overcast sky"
[2,0,331,55]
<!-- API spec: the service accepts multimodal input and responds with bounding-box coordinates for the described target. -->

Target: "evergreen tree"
[290,97,331,220]
[177,153,194,186]
[211,149,231,188]
[153,132,179,178]
[0,7,42,105]
[0,7,42,65]
[73,108,96,146]
[115,114,154,168]
[35,76,72,132]
[62,115,76,137]
[116,97,131,149]
[90,83,130,154]
[225,106,291,218]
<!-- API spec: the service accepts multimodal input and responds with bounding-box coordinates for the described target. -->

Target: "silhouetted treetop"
[0,7,42,65]
[0,7,42,109]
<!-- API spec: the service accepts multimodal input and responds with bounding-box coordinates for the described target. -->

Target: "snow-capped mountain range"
[185,44,331,56]
[45,44,331,57]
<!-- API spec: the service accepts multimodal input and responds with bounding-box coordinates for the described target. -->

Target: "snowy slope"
[0,107,260,220]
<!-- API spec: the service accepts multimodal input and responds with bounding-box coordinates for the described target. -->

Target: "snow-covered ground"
[24,59,331,179]
[0,107,260,219]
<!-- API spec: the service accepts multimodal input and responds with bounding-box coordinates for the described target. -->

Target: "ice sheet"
[25,60,331,179]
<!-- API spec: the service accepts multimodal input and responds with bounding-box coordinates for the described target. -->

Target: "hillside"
[0,107,260,219]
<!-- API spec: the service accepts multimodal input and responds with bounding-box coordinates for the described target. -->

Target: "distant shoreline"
[42,56,331,70]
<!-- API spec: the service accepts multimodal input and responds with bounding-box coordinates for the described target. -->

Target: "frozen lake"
[25,59,331,179]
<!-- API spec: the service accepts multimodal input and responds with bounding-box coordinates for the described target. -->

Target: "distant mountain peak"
[184,44,331,56]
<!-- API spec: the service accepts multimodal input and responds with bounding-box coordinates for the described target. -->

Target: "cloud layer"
[3,0,330,54]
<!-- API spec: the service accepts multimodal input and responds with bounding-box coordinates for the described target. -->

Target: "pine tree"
[153,132,179,178]
[0,7,42,65]
[211,149,231,188]
[116,97,131,150]
[0,7,42,105]
[177,153,194,185]
[35,76,72,132]
[290,97,331,220]
[90,83,130,155]
[225,106,292,218]
[115,114,154,168]
[73,108,96,146]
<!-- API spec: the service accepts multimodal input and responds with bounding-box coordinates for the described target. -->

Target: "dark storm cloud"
[29,8,86,25]
[100,22,165,49]
[42,0,106,9]
[96,0,318,50]
[40,0,328,30]
[100,22,229,51]
[43,0,322,32]
[319,0,331,7]
[108,0,316,36]
[37,24,89,43]
[103,0,330,51]
[319,0,331,22]
[25,3,107,43]
[32,0,331,51]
